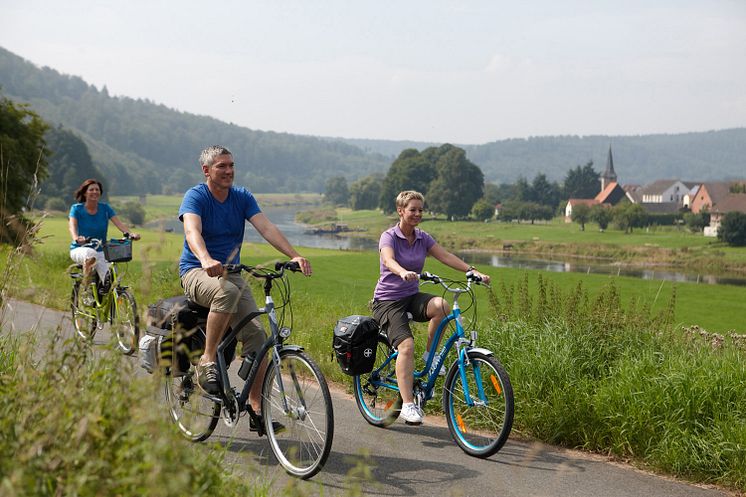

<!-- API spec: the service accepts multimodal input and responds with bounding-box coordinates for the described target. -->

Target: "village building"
[564,145,626,222]
[686,181,746,236]
[638,179,699,205]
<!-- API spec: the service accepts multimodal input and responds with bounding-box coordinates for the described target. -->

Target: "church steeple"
[601,144,617,191]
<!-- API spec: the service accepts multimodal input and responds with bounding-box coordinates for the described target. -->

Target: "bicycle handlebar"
[420,270,486,285]
[224,261,301,278]
[80,233,136,247]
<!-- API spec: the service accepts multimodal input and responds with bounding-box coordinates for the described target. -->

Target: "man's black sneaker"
[249,414,286,434]
[195,362,220,396]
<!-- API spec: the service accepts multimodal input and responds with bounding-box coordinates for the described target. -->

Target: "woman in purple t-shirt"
[371,190,491,425]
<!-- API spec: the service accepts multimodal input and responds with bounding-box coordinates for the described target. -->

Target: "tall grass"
[481,276,746,490]
[0,329,280,496]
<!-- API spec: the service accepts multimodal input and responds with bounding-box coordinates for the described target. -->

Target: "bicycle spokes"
[443,352,514,458]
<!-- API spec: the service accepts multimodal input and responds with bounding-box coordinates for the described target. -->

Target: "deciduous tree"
[379,149,436,213]
[718,211,746,246]
[590,204,613,231]
[426,147,484,219]
[571,203,591,231]
[349,173,383,210]
[0,95,49,243]
[324,176,349,206]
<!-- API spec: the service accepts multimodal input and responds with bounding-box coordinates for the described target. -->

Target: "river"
[150,206,746,287]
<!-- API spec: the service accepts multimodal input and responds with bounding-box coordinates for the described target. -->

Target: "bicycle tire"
[71,281,97,340]
[262,349,334,479]
[442,350,514,458]
[353,334,402,427]
[163,368,220,442]
[111,288,139,355]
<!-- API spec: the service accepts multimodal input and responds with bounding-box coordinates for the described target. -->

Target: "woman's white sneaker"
[401,403,423,425]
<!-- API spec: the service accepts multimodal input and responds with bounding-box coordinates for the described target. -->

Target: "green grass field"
[11,214,745,335]
[110,193,324,223]
[4,209,745,492]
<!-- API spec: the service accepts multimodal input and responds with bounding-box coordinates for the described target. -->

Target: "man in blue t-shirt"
[179,145,311,407]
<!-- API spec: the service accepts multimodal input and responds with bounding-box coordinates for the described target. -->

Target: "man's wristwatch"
[466,265,476,272]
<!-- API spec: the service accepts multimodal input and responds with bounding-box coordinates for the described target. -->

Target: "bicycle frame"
[371,275,492,407]
[71,237,132,320]
[211,264,307,418]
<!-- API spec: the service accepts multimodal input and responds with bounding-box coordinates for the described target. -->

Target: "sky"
[1,0,745,144]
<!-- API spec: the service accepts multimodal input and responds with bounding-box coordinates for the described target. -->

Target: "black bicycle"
[158,261,334,479]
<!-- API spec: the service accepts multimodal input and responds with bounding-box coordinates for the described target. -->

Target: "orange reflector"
[490,375,502,395]
[385,400,394,410]
[457,414,467,433]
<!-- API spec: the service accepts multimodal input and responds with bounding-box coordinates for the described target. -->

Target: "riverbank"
[104,195,746,277]
[325,207,746,277]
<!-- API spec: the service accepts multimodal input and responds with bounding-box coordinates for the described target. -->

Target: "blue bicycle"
[353,270,514,458]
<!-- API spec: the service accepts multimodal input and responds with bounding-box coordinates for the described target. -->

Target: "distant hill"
[335,131,746,186]
[0,47,390,195]
[2,46,744,196]
[462,131,746,185]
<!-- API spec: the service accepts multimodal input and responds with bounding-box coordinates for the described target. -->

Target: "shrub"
[718,211,746,246]
[45,197,67,212]
[470,198,495,221]
[0,332,272,496]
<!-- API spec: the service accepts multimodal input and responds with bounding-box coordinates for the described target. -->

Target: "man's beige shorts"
[181,268,266,356]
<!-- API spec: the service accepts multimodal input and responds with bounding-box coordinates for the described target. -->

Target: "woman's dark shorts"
[371,292,437,349]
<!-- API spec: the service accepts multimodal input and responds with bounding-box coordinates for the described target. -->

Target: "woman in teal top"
[68,178,140,285]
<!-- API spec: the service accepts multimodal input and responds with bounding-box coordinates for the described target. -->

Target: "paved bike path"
[2,299,734,497]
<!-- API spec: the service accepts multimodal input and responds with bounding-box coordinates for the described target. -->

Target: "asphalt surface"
[1,298,733,497]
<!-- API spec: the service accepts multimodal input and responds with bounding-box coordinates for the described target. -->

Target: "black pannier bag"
[332,315,380,376]
[144,296,236,375]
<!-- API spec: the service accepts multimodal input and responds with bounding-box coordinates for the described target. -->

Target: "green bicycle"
[69,236,139,355]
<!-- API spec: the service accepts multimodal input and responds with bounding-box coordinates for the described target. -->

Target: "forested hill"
[0,47,390,195]
[337,129,746,186]
[2,46,744,196]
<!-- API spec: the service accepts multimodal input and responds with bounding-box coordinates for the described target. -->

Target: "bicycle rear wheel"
[262,349,333,479]
[163,368,220,442]
[443,350,514,458]
[353,334,402,427]
[71,281,97,340]
[111,288,139,355]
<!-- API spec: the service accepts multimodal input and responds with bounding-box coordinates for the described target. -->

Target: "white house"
[639,179,699,205]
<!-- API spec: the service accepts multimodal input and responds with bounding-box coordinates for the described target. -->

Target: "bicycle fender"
[466,347,493,357]
[279,345,305,353]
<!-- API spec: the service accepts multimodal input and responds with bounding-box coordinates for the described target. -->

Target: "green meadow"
[2,204,745,492]
[14,213,744,335]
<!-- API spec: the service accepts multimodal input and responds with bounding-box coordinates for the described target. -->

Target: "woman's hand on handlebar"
[75,235,88,245]
[125,232,141,241]
[400,270,418,282]
[472,270,490,284]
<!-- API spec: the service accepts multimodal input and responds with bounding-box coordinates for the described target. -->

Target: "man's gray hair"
[199,145,232,167]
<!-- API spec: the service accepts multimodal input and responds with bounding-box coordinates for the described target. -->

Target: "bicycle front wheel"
[163,368,220,442]
[353,334,402,427]
[111,288,139,355]
[262,349,333,479]
[443,350,514,458]
[71,282,97,340]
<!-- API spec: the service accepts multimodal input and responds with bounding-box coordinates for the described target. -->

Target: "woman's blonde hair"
[395,190,424,209]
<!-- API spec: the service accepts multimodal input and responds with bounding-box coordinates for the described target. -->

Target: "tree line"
[324,152,603,222]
